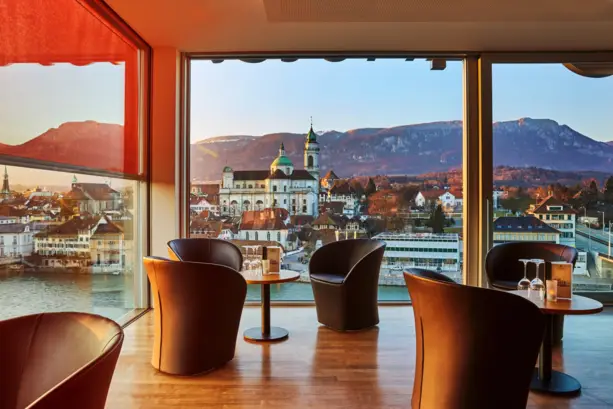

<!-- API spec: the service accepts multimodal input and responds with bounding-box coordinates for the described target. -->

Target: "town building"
[527,196,577,247]
[33,216,125,273]
[219,125,320,217]
[493,216,561,245]
[237,208,297,250]
[0,222,34,258]
[375,232,462,273]
[64,177,122,214]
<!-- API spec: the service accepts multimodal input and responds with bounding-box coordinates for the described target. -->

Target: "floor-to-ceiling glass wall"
[188,57,464,301]
[490,61,613,295]
[0,0,149,321]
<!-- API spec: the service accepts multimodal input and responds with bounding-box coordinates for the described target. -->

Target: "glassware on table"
[251,245,262,275]
[517,259,531,290]
[530,258,546,294]
[242,246,255,273]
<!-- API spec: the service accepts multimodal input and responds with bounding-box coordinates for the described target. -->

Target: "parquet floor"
[107,306,613,408]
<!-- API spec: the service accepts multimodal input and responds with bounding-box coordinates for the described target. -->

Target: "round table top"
[240,269,301,285]
[510,290,604,315]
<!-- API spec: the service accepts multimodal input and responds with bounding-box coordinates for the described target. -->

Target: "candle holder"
[546,280,558,302]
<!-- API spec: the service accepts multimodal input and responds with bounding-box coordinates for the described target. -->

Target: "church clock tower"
[304,120,320,183]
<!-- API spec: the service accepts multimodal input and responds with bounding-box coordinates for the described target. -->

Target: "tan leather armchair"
[144,256,247,375]
[0,312,124,409]
[404,269,544,409]
[309,239,386,331]
[167,238,243,271]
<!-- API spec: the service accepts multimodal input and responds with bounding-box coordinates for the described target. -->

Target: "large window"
[0,167,142,320]
[189,58,463,301]
[492,62,613,293]
[0,0,148,321]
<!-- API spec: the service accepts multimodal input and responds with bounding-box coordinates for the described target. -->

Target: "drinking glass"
[530,259,545,292]
[251,245,262,275]
[242,246,253,273]
[517,259,531,290]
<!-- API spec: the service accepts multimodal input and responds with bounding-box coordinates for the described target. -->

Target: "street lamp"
[598,211,605,234]
[608,221,612,258]
[584,207,591,250]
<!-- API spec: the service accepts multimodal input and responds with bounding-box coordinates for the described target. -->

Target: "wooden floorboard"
[107,306,613,408]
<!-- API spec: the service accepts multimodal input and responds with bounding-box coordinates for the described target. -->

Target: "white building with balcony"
[0,222,34,258]
[219,125,320,217]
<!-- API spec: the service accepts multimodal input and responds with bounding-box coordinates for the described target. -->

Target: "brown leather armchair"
[309,239,386,331]
[144,256,247,375]
[485,242,579,290]
[0,312,123,409]
[167,238,243,271]
[404,269,544,409]
[485,242,578,343]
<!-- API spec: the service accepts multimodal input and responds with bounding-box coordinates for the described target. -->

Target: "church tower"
[1,166,10,200]
[304,120,320,183]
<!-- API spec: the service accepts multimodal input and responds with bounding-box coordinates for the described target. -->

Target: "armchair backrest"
[144,256,247,375]
[309,239,386,279]
[0,312,123,409]
[167,238,243,271]
[404,270,544,409]
[485,242,578,284]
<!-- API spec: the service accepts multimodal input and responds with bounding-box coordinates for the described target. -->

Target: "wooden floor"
[108,306,613,409]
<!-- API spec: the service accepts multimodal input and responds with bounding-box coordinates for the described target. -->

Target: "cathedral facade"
[219,125,320,217]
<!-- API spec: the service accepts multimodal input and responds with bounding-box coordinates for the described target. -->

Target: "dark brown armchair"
[485,242,579,290]
[485,242,578,343]
[0,312,123,409]
[167,238,243,271]
[404,269,544,409]
[144,256,247,375]
[309,239,386,331]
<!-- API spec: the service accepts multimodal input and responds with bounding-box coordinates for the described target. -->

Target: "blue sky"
[1,59,612,184]
[190,59,613,142]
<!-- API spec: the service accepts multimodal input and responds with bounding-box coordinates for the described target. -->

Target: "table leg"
[244,284,289,342]
[531,314,581,395]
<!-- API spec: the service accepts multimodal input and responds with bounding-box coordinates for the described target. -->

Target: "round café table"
[511,290,603,395]
[241,269,300,342]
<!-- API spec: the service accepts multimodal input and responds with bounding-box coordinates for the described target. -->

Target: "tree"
[586,179,600,206]
[365,178,377,196]
[605,176,613,204]
[426,204,445,233]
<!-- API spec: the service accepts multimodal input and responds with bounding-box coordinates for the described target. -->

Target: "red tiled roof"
[239,208,289,231]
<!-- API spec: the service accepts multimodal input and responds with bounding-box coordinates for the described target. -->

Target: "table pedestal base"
[531,368,581,395]
[244,326,289,342]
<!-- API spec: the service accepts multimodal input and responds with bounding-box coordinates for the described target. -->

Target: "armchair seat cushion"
[310,273,345,284]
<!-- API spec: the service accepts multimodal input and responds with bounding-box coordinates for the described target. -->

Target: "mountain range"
[0,121,137,174]
[1,119,611,180]
[191,118,613,180]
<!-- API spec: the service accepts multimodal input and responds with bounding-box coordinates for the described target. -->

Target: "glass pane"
[0,0,141,176]
[189,58,463,301]
[0,166,140,320]
[492,63,613,292]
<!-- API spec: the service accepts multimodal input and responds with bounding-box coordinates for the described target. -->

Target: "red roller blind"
[0,0,141,176]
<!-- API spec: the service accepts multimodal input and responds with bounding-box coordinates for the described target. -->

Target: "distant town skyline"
[1,59,612,184]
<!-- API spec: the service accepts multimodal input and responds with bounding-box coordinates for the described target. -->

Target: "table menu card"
[550,262,573,299]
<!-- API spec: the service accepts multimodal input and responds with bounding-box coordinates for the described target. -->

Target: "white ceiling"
[105,0,613,53]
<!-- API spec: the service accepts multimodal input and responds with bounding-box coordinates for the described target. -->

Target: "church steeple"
[1,166,11,199]
[304,118,320,195]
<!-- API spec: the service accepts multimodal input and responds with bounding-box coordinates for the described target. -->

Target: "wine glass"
[251,245,262,275]
[530,259,545,292]
[517,259,531,290]
[242,246,253,273]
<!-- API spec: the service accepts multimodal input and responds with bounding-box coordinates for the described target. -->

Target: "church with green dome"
[219,124,321,217]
